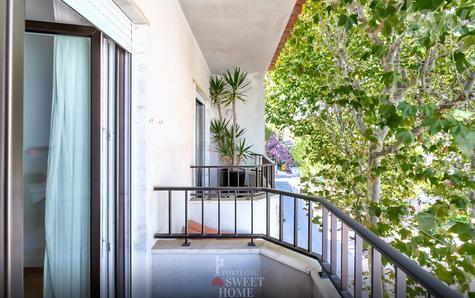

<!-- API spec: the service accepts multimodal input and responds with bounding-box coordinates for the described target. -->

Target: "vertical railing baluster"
[266,191,270,237]
[395,266,406,298]
[183,190,190,246]
[217,190,221,235]
[354,234,363,298]
[279,194,283,242]
[260,166,263,187]
[331,214,337,275]
[227,167,230,187]
[293,197,298,247]
[237,167,240,187]
[308,201,312,253]
[341,224,348,292]
[255,166,258,187]
[251,191,254,234]
[184,191,188,234]
[201,190,204,235]
[249,191,255,246]
[218,169,221,187]
[371,248,383,298]
[246,168,249,187]
[234,190,238,234]
[322,206,328,264]
[208,168,210,187]
[168,190,172,235]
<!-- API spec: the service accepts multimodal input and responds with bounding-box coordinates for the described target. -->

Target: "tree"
[223,68,252,165]
[266,0,475,294]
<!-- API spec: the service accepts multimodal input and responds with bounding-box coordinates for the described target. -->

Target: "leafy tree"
[266,0,475,294]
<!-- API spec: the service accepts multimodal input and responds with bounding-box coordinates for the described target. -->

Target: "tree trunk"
[232,100,237,166]
[367,142,382,225]
[217,102,223,121]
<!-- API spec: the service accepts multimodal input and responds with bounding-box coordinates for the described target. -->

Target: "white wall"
[130,0,211,296]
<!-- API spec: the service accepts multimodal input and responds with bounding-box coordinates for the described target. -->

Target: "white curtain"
[44,35,91,298]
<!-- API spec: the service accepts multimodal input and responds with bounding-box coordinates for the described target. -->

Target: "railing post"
[279,194,283,242]
[183,190,190,246]
[266,191,270,237]
[395,266,406,298]
[248,191,255,246]
[322,206,328,264]
[371,248,383,298]
[330,214,337,276]
[341,224,348,292]
[207,168,210,187]
[354,234,363,298]
[217,190,221,235]
[168,190,172,235]
[201,190,205,235]
[234,190,238,235]
[293,197,298,247]
[308,201,312,253]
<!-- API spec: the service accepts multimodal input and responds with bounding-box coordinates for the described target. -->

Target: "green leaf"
[420,103,436,117]
[382,71,396,86]
[380,104,402,128]
[458,243,475,255]
[398,101,417,118]
[396,129,414,145]
[450,196,469,209]
[452,124,475,156]
[413,0,445,11]
[415,212,435,231]
[454,51,472,73]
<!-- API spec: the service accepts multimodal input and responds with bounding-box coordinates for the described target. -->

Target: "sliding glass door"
[23,32,92,298]
[23,21,131,298]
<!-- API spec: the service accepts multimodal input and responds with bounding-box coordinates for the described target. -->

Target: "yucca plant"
[210,118,251,166]
[223,67,251,165]
[209,75,227,121]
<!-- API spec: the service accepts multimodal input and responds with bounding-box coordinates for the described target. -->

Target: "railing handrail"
[190,165,273,169]
[264,188,458,298]
[153,186,460,297]
[250,152,275,165]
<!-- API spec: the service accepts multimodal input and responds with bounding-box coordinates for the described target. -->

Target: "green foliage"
[210,119,252,166]
[222,67,251,106]
[266,0,475,293]
[209,75,228,120]
[211,68,252,165]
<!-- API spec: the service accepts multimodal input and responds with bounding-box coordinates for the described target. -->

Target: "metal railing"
[153,186,460,298]
[191,153,275,188]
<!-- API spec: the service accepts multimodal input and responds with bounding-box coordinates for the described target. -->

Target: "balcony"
[153,186,460,298]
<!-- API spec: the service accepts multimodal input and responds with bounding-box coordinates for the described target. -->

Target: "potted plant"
[209,68,252,186]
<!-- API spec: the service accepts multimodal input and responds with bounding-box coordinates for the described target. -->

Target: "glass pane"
[24,32,91,298]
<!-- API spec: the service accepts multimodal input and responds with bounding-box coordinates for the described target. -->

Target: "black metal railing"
[191,153,275,188]
[153,186,460,298]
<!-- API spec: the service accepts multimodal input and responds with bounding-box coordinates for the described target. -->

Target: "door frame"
[2,0,24,297]
[195,98,205,186]
[25,20,102,296]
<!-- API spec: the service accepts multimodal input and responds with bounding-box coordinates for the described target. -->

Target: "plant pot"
[220,168,246,187]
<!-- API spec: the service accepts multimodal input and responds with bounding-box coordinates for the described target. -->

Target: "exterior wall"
[130,1,268,296]
[130,0,211,296]
[206,74,266,166]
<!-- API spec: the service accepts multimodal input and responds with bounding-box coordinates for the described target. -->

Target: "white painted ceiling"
[178,0,295,74]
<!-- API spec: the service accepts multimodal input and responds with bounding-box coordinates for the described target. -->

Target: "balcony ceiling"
[178,0,296,74]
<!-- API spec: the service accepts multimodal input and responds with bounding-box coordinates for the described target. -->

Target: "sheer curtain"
[44,35,91,298]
